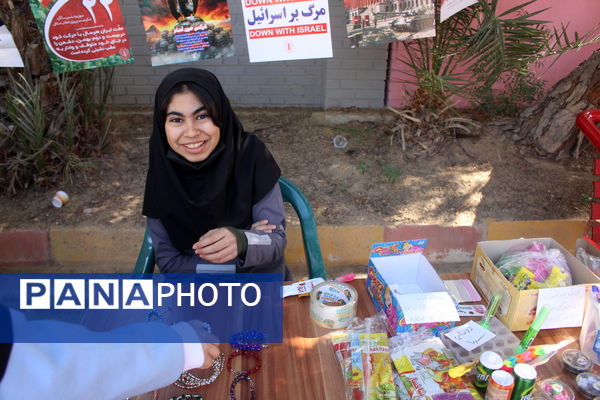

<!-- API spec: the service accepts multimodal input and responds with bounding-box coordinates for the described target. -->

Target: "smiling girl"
[142,68,290,278]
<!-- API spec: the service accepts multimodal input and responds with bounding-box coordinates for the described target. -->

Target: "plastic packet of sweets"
[389,335,482,400]
[351,333,366,399]
[360,333,396,400]
[332,332,353,390]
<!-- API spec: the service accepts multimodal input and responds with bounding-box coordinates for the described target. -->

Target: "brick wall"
[113,0,388,108]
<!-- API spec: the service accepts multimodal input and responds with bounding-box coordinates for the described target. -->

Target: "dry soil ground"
[0,107,595,231]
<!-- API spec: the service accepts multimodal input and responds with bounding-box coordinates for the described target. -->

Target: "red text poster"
[136,0,234,66]
[29,0,134,72]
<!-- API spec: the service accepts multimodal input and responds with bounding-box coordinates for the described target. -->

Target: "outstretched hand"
[192,228,238,263]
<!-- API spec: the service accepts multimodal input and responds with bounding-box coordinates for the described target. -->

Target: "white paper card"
[282,277,324,298]
[440,0,478,22]
[395,292,459,324]
[444,320,496,351]
[240,0,333,63]
[537,286,586,329]
[457,304,486,317]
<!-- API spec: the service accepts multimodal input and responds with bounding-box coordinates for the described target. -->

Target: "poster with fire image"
[28,0,134,72]
[136,0,234,66]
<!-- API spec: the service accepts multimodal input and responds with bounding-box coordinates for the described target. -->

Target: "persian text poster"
[29,0,134,72]
[0,22,25,67]
[241,0,332,63]
[137,0,234,66]
[344,0,435,47]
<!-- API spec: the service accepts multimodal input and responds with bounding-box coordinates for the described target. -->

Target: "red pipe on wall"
[576,110,600,151]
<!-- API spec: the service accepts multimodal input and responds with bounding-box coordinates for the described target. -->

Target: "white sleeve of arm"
[0,310,186,400]
[242,184,287,267]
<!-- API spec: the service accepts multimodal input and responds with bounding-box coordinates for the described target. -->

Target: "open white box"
[366,244,458,335]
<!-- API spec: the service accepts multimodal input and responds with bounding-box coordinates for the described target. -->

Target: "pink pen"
[335,273,355,283]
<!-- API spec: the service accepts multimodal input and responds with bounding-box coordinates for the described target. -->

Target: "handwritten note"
[394,292,459,324]
[537,286,586,329]
[444,320,496,351]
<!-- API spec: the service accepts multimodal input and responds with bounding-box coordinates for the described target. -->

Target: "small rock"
[510,134,522,141]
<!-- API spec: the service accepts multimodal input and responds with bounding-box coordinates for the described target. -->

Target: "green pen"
[479,292,502,331]
[515,305,550,354]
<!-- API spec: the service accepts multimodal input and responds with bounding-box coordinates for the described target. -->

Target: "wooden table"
[135,274,598,399]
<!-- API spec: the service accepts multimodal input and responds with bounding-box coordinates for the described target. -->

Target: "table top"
[134,273,597,400]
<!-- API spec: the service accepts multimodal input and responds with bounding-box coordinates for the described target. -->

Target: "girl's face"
[164,91,220,163]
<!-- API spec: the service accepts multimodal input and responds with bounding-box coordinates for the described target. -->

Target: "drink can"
[510,364,537,400]
[474,351,504,389]
[511,363,537,400]
[486,370,514,400]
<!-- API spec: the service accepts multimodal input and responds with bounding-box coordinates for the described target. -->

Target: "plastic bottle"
[580,286,600,365]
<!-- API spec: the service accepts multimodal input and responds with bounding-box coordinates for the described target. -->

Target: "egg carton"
[439,316,520,364]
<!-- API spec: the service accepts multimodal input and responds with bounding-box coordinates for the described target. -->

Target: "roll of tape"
[310,281,358,329]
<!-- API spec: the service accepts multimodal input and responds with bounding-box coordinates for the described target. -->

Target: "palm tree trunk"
[517,50,600,158]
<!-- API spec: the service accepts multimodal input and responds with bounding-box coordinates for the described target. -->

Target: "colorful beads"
[230,330,266,352]
[226,350,262,376]
[229,373,256,400]
[174,353,225,389]
[228,331,265,399]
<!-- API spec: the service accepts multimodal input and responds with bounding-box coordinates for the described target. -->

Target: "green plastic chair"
[133,177,327,279]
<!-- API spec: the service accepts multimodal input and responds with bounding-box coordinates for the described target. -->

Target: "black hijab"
[142,68,281,251]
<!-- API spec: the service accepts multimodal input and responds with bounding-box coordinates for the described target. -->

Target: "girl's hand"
[199,343,221,369]
[193,228,237,263]
[251,219,276,233]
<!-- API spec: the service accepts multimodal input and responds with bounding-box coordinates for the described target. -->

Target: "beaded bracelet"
[230,330,266,352]
[174,353,225,389]
[169,395,204,400]
[226,350,262,376]
[229,373,257,400]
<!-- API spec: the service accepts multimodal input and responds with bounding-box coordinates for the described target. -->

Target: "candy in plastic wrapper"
[560,349,592,374]
[576,372,600,399]
[495,241,572,290]
[537,378,574,400]
[389,333,481,400]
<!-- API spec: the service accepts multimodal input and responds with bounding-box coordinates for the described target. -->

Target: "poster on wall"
[440,0,477,22]
[0,20,25,67]
[240,0,332,63]
[28,0,134,72]
[344,0,435,47]
[136,0,234,66]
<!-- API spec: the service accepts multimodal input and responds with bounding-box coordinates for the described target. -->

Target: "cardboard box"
[366,240,458,335]
[470,238,600,331]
